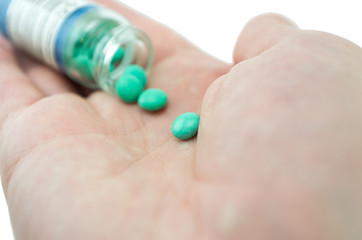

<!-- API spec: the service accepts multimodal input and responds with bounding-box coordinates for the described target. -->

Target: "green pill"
[172,112,200,140]
[116,75,144,103]
[73,55,94,80]
[113,47,125,63]
[110,47,125,72]
[138,89,168,111]
[123,65,147,87]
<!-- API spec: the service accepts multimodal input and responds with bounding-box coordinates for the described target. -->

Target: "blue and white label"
[0,0,12,38]
[1,0,93,69]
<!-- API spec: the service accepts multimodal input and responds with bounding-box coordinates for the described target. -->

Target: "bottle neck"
[93,26,154,94]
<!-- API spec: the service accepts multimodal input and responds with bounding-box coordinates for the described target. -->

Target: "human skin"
[1,0,362,239]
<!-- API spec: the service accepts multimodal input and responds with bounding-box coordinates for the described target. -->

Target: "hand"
[1,0,362,239]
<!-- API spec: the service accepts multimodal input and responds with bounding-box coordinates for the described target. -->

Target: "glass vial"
[0,0,154,94]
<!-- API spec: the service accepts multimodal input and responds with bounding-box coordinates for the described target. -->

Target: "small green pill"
[123,65,147,87]
[113,47,125,62]
[172,112,200,140]
[74,56,94,80]
[138,89,168,111]
[116,75,144,103]
[110,47,125,72]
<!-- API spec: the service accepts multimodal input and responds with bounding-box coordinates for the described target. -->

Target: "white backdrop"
[122,0,362,62]
[1,0,362,239]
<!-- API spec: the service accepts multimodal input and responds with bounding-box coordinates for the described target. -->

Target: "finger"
[233,13,299,63]
[16,51,79,96]
[0,37,43,123]
[95,0,197,62]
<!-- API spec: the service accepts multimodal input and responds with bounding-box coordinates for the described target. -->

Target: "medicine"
[0,0,154,95]
[116,75,144,103]
[123,64,148,87]
[110,47,126,72]
[172,113,200,140]
[138,89,168,111]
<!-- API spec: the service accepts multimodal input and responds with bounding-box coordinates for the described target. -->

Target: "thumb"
[233,13,299,63]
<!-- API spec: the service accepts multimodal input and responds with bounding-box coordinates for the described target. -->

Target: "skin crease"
[1,0,362,239]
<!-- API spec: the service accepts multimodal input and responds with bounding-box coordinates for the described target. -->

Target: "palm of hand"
[0,1,231,238]
[2,1,362,239]
[3,51,226,239]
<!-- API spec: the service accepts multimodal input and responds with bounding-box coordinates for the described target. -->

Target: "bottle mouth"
[94,26,154,94]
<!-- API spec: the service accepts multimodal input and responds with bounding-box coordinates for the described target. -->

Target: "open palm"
[2,1,362,239]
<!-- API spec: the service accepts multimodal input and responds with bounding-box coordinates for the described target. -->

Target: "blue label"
[55,5,95,72]
[0,0,12,38]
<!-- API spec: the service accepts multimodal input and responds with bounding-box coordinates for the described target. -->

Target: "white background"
[1,0,362,239]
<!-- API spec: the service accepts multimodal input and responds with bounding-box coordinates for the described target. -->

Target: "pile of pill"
[115,64,168,112]
[113,50,199,140]
[69,19,120,83]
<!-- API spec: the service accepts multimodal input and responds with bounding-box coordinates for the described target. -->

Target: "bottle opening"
[94,26,154,94]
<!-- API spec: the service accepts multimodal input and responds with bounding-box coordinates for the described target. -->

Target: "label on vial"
[4,0,93,69]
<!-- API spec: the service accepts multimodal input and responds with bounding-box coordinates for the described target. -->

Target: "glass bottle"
[0,0,154,94]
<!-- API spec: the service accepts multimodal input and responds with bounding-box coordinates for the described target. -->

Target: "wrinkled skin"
[1,0,362,239]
